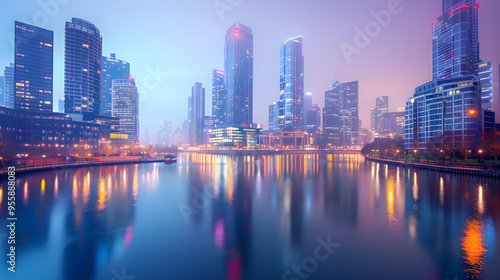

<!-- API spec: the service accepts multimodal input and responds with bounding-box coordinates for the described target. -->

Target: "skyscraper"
[157,120,174,146]
[280,36,304,130]
[112,76,139,142]
[101,53,130,117]
[323,81,359,146]
[405,0,485,152]
[14,22,54,112]
[375,96,389,133]
[224,23,253,126]
[190,82,205,146]
[212,69,226,126]
[4,64,15,109]
[64,18,102,116]
[269,101,280,131]
[475,61,492,111]
[432,0,479,80]
[305,104,321,133]
[0,76,4,107]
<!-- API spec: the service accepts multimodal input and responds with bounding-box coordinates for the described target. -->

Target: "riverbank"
[0,158,164,179]
[365,156,500,178]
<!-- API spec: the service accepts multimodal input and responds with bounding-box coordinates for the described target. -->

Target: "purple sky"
[0,0,499,143]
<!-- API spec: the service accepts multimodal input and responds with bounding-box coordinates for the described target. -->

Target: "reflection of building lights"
[461,218,487,279]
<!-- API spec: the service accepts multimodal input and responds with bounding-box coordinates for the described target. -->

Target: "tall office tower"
[432,0,479,80]
[212,69,226,126]
[305,104,321,132]
[4,64,15,108]
[224,23,253,126]
[112,76,139,142]
[279,36,304,130]
[0,76,4,107]
[58,98,64,113]
[475,61,493,111]
[269,101,280,131]
[189,82,205,146]
[375,96,389,133]
[64,18,102,116]
[303,92,312,129]
[101,53,130,116]
[14,22,54,112]
[157,119,174,146]
[370,108,376,132]
[323,81,359,146]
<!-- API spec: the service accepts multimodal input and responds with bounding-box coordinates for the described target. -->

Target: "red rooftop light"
[431,20,440,27]
[234,28,240,36]
[448,5,470,15]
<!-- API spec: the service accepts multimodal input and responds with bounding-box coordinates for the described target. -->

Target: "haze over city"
[1,0,499,143]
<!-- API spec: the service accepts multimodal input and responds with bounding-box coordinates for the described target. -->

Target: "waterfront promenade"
[365,156,500,178]
[0,156,164,178]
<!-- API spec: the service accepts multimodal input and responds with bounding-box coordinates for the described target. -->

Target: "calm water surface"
[1,153,500,280]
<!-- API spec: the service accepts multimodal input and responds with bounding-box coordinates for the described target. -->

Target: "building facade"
[224,23,253,126]
[212,69,226,126]
[112,77,139,142]
[101,53,130,117]
[190,82,205,146]
[269,101,280,131]
[323,81,359,147]
[432,0,479,80]
[0,76,4,107]
[4,64,15,109]
[375,96,389,133]
[280,36,304,130]
[64,18,102,117]
[14,22,54,112]
[476,61,492,111]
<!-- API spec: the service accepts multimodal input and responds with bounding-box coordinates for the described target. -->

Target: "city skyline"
[1,0,500,144]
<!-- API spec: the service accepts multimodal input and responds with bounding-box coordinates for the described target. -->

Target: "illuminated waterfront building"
[212,69,226,126]
[64,18,102,117]
[101,53,130,117]
[224,23,253,126]
[112,76,139,142]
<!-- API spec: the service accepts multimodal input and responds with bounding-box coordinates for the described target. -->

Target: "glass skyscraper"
[4,64,15,109]
[269,101,280,131]
[64,18,102,116]
[0,76,4,107]
[475,61,493,111]
[190,82,205,146]
[224,23,253,126]
[375,96,389,133]
[101,53,130,117]
[212,69,226,126]
[432,0,479,80]
[14,22,54,112]
[112,77,139,142]
[323,81,359,147]
[279,36,304,130]
[405,0,485,152]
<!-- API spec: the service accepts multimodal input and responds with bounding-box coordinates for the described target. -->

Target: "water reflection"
[0,154,499,280]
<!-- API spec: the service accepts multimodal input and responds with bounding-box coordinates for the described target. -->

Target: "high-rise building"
[0,76,4,107]
[432,0,479,80]
[269,101,280,131]
[101,53,130,117]
[157,120,174,146]
[476,61,492,111]
[14,22,54,112]
[375,96,389,133]
[212,69,226,126]
[370,108,376,132]
[112,76,139,142]
[406,0,486,152]
[323,81,359,147]
[4,64,15,109]
[305,104,321,132]
[58,98,64,113]
[280,36,304,130]
[64,18,102,116]
[189,82,205,146]
[224,23,253,126]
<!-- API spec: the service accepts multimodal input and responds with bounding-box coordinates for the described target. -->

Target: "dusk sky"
[1,0,499,143]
